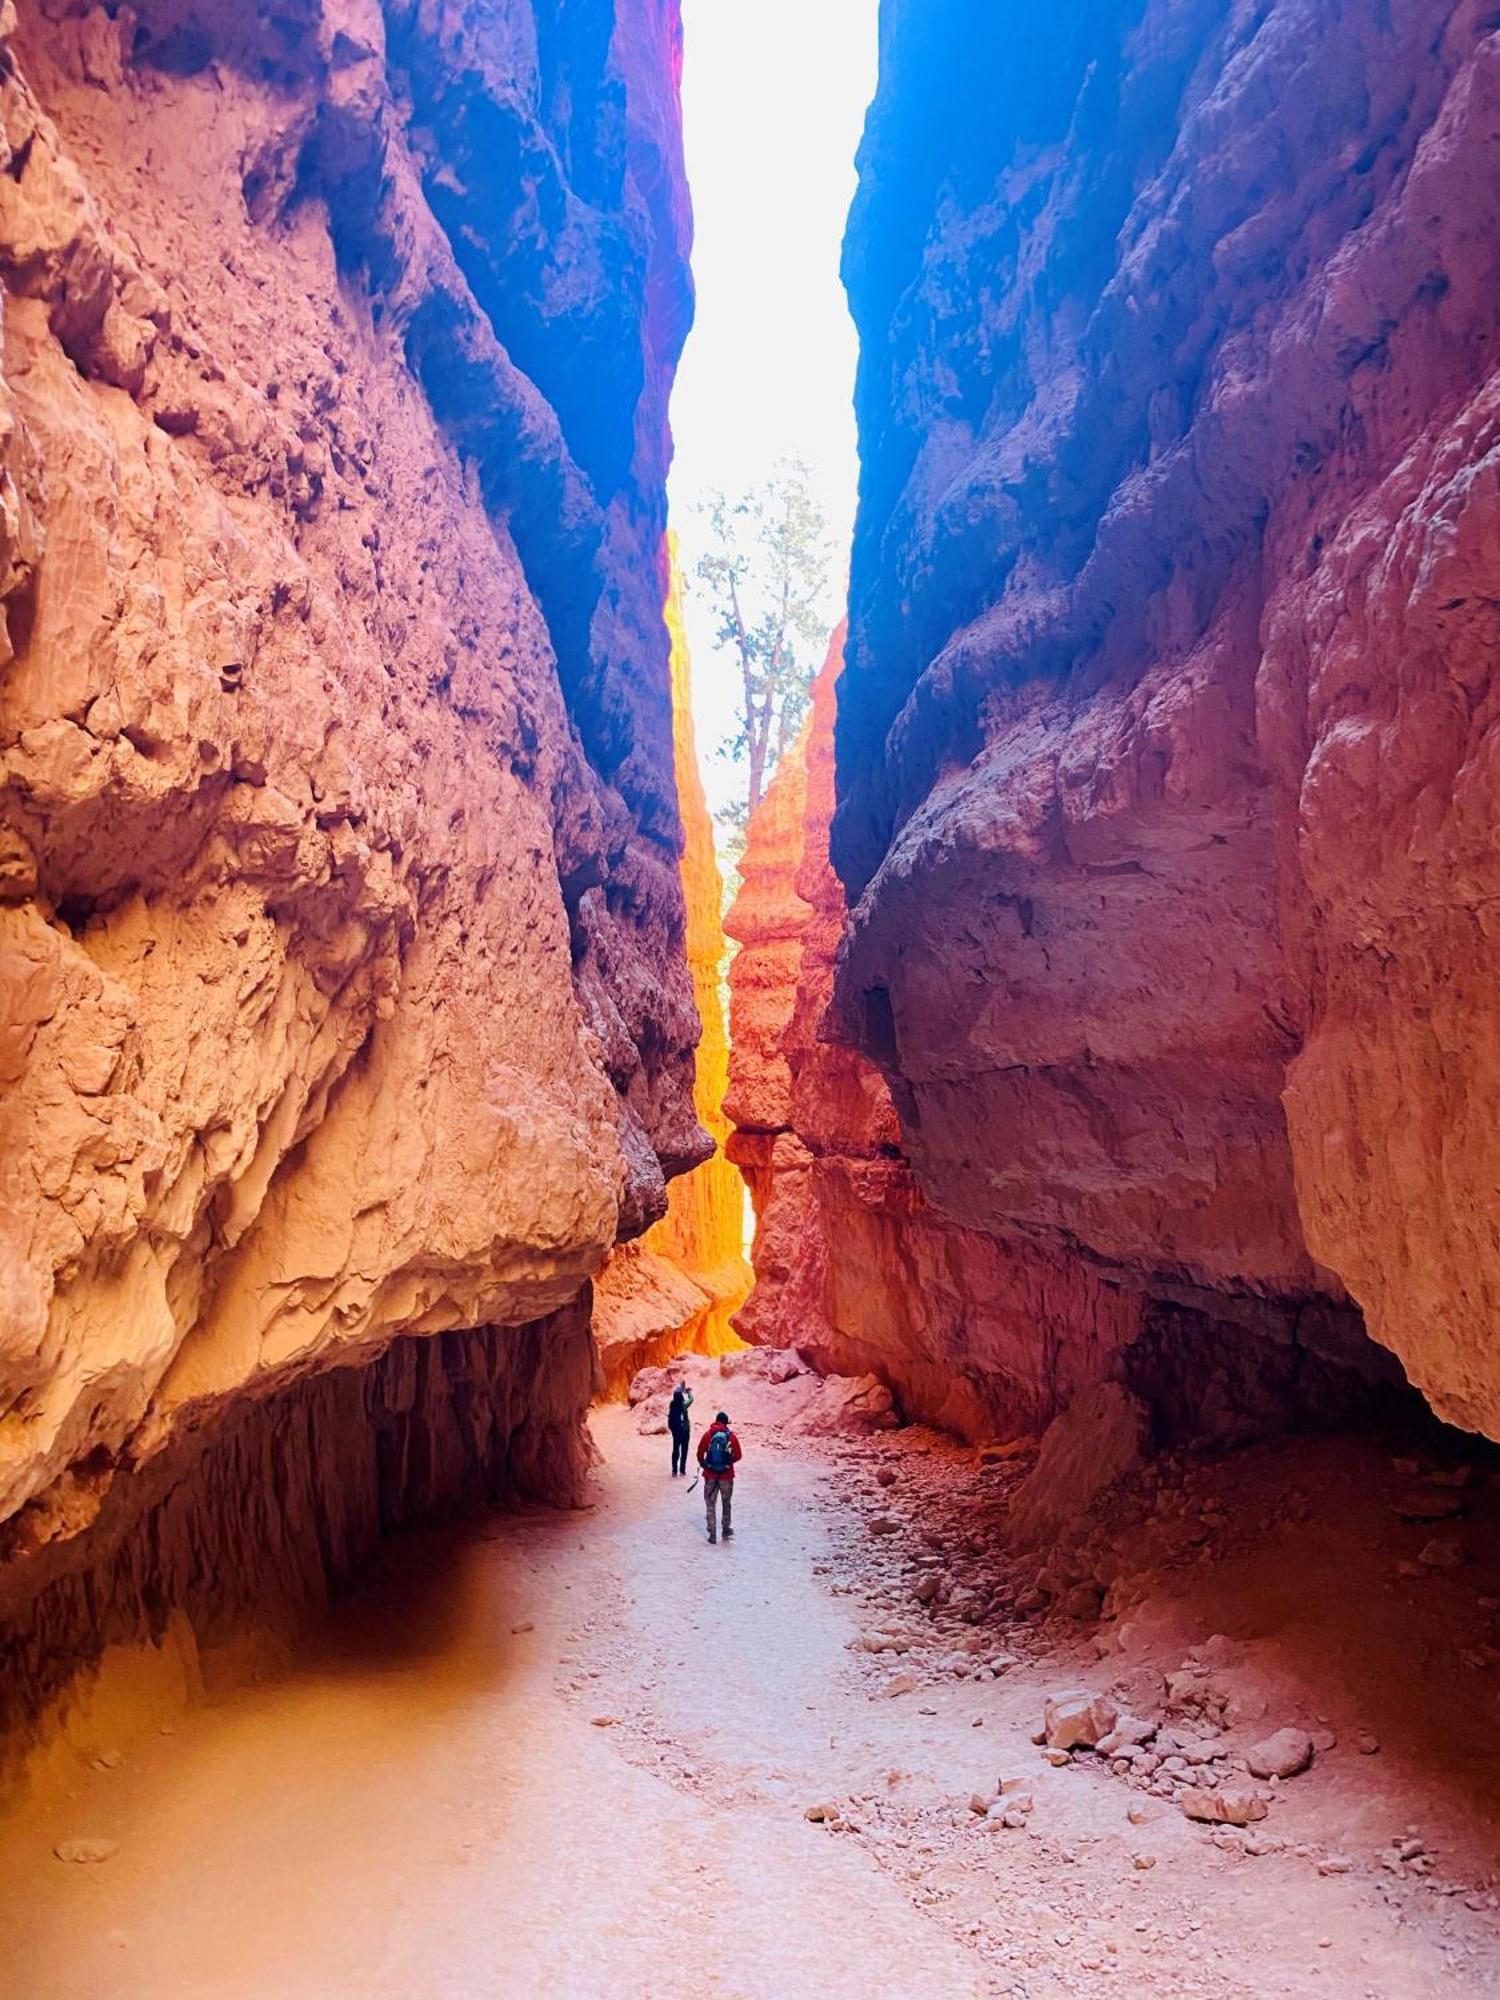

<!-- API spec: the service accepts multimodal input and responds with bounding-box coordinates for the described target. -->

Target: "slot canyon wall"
[730,0,1500,1448]
[594,544,750,1394]
[0,0,696,1774]
[727,633,1145,1443]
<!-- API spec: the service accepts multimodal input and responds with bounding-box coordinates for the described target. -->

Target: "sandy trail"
[5,1391,1499,1999]
[2,1408,985,2000]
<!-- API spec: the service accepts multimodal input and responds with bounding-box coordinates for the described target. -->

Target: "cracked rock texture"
[0,0,697,1745]
[833,0,1500,1437]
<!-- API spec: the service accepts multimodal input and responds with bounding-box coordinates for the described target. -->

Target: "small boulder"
[876,1467,897,1489]
[1180,1788,1267,1827]
[1043,1689,1119,1751]
[1245,1728,1313,1781]
[1097,1714,1158,1757]
[879,1672,920,1700]
[1393,1488,1465,1522]
[54,1838,118,1864]
[1417,1535,1464,1569]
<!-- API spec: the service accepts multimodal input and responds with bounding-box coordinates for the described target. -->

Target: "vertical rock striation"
[0,0,696,1760]
[827,0,1500,1438]
[595,546,750,1391]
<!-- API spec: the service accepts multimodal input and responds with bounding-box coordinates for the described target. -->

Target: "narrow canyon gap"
[4,0,1500,1995]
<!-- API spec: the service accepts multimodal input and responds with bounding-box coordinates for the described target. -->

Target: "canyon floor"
[6,1356,1500,2000]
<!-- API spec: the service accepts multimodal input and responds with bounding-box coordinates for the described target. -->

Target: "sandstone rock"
[724,635,1146,1444]
[832,0,1500,1442]
[1097,1716,1159,1758]
[1417,1536,1465,1570]
[879,1672,920,1700]
[53,1838,117,1864]
[1008,1386,1150,1546]
[1180,1790,1268,1828]
[1395,1490,1467,1522]
[1245,1730,1314,1781]
[1044,1691,1119,1752]
[0,0,699,1767]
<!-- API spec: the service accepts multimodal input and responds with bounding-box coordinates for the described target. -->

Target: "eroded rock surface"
[832,0,1500,1435]
[0,0,696,1751]
[726,636,1144,1441]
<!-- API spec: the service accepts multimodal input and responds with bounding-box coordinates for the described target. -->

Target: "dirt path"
[5,1383,1500,1999]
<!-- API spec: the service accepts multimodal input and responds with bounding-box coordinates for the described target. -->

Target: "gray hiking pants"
[704,1474,733,1539]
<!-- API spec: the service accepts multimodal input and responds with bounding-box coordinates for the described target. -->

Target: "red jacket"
[696,1423,742,1480]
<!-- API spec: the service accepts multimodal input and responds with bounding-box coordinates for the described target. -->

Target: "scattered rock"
[869,1517,900,1537]
[54,1838,118,1864]
[914,1574,941,1604]
[1132,1852,1157,1871]
[1097,1714,1158,1756]
[1354,1730,1381,1755]
[805,1803,835,1822]
[1393,1489,1466,1522]
[1417,1535,1465,1569]
[876,1467,897,1488]
[1245,1728,1314,1781]
[590,1715,617,1728]
[878,1672,920,1700]
[1180,1788,1267,1827]
[1044,1689,1119,1751]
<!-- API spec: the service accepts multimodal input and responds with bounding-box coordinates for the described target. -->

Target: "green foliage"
[693,459,834,821]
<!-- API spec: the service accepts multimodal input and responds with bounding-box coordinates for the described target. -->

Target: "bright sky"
[668,0,879,825]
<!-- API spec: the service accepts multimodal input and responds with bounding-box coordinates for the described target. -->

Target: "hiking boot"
[706,1531,716,1544]
[722,1528,734,1540]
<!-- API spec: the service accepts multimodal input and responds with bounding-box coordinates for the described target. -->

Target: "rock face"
[726,635,1144,1441]
[0,0,695,1760]
[594,547,749,1394]
[831,0,1500,1436]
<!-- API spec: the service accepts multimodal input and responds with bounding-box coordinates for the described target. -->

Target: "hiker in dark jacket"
[696,1411,743,1543]
[667,1379,694,1477]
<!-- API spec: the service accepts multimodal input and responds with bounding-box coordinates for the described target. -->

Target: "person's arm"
[730,1431,743,1464]
[696,1431,709,1467]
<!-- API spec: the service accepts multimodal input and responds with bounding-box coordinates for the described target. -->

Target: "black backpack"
[705,1429,734,1473]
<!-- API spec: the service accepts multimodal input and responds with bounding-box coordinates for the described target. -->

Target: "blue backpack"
[705,1429,734,1473]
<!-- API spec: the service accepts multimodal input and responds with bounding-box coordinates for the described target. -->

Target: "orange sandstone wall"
[594,548,750,1391]
[0,0,695,1764]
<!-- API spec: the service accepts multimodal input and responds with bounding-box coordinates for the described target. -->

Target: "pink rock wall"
[835,0,1500,1436]
[727,635,1145,1442]
[0,0,696,1718]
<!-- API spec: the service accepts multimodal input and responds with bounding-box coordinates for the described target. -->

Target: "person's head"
[715,1410,729,1425]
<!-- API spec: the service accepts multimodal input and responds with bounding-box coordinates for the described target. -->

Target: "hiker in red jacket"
[696,1411,742,1544]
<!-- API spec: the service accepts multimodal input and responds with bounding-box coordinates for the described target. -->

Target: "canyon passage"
[5,1,1500,1996]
